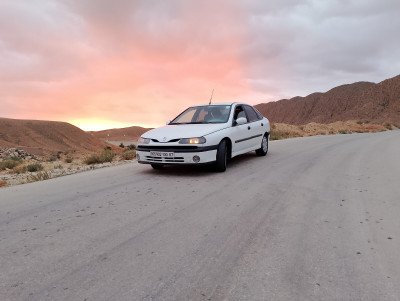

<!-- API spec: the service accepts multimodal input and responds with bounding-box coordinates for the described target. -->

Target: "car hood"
[142,123,229,141]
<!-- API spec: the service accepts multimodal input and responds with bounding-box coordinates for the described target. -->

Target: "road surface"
[1,130,400,301]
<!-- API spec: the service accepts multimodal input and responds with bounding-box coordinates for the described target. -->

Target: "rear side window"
[244,105,259,122]
[253,107,264,120]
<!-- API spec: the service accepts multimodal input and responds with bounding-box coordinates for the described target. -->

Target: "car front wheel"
[151,164,164,170]
[256,134,268,156]
[215,140,227,172]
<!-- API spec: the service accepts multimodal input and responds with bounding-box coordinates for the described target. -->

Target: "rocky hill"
[255,74,400,125]
[0,118,111,156]
[88,126,151,143]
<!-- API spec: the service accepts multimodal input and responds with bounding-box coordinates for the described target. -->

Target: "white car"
[136,102,270,172]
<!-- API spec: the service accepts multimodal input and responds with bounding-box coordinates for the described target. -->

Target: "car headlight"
[179,137,206,144]
[138,137,150,144]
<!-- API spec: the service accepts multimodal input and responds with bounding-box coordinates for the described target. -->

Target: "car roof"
[191,102,246,107]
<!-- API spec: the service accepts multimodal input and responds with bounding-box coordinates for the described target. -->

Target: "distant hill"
[0,118,110,156]
[88,126,151,143]
[255,74,400,125]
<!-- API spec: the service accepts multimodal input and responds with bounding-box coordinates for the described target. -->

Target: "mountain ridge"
[88,125,151,142]
[255,74,400,125]
[0,118,111,156]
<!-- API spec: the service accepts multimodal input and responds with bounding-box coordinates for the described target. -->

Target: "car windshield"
[170,105,232,124]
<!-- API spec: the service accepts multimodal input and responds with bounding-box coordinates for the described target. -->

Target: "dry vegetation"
[84,148,116,165]
[0,146,136,187]
[270,120,392,140]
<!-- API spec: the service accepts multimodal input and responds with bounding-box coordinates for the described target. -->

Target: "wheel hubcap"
[262,137,268,152]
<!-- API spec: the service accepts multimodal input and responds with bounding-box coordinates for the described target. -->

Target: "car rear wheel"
[215,140,227,172]
[256,134,268,156]
[151,164,164,170]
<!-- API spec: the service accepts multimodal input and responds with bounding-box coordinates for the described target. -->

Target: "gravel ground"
[0,159,134,186]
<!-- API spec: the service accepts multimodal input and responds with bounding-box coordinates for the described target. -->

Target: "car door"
[243,105,265,150]
[230,104,256,155]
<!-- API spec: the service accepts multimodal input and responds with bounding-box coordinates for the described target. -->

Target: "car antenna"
[209,89,214,105]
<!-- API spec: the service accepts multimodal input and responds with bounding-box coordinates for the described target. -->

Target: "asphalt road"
[1,130,400,301]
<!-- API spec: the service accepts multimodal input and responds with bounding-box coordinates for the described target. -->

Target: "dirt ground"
[0,151,134,187]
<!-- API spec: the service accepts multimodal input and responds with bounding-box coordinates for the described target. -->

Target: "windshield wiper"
[170,122,208,125]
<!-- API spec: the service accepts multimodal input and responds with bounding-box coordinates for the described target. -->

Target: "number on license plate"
[150,151,174,158]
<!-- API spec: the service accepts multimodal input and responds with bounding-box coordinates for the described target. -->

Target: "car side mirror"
[166,120,171,125]
[235,117,247,125]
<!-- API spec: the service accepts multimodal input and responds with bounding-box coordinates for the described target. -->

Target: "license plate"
[150,151,174,158]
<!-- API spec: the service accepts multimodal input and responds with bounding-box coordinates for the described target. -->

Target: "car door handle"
[261,123,264,126]
[248,126,251,130]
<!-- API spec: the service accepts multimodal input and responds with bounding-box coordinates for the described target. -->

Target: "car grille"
[145,156,185,163]
[151,138,181,143]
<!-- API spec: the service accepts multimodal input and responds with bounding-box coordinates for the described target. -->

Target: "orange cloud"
[1,0,256,130]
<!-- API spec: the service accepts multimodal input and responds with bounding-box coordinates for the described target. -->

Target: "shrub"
[119,143,125,148]
[339,130,348,134]
[10,156,23,162]
[65,158,73,163]
[48,155,57,162]
[127,144,136,150]
[356,120,363,125]
[29,171,51,182]
[12,165,28,174]
[270,130,302,141]
[0,159,21,170]
[27,163,44,172]
[84,149,115,165]
[270,130,284,140]
[121,149,136,160]
[384,123,392,130]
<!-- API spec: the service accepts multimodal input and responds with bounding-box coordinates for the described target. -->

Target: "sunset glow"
[1,1,399,131]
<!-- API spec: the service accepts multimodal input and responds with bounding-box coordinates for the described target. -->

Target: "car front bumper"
[136,145,218,165]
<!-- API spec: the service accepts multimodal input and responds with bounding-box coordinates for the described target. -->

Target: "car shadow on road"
[138,153,261,178]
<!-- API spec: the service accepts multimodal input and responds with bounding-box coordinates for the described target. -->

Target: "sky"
[1,0,399,131]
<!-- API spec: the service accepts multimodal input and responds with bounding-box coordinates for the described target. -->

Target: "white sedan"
[136,102,270,172]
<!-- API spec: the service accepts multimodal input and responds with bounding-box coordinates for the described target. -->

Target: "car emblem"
[163,137,167,142]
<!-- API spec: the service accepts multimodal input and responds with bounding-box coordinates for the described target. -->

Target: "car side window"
[233,105,246,121]
[244,105,259,122]
[253,107,264,120]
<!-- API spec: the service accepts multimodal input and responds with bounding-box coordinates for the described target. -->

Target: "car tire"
[256,134,268,156]
[215,140,227,172]
[151,164,164,170]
